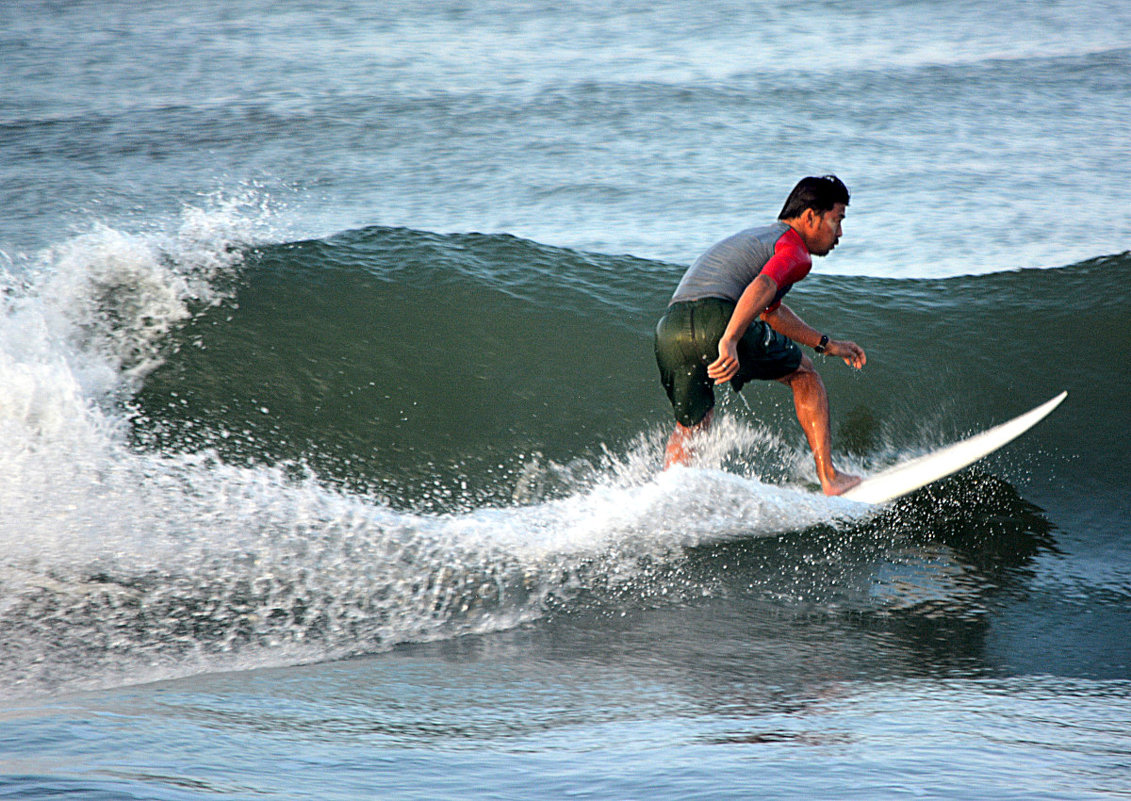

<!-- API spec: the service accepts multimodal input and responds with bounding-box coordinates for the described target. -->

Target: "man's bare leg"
[778,357,860,496]
[664,408,714,469]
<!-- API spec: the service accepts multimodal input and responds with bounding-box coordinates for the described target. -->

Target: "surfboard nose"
[841,391,1067,504]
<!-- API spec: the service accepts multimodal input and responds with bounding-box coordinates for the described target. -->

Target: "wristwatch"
[814,334,829,354]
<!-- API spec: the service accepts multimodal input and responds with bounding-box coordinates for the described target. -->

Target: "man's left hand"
[826,339,866,369]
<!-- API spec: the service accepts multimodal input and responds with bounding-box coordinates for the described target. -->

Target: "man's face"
[800,203,845,256]
[807,203,846,256]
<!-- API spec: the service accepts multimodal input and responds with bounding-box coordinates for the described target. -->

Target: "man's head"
[778,175,850,256]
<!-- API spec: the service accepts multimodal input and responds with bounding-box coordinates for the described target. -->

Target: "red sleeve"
[758,227,811,312]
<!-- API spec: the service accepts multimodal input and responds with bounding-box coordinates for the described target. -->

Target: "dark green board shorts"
[655,298,802,427]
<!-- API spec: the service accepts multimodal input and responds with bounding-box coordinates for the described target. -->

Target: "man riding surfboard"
[654,175,866,496]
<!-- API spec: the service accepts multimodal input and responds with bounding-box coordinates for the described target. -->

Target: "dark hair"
[777,175,850,220]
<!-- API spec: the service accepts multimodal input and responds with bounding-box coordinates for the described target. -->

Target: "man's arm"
[706,274,778,384]
[764,304,867,369]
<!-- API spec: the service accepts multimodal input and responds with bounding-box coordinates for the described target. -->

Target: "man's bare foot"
[663,430,693,469]
[821,471,862,496]
[663,412,713,469]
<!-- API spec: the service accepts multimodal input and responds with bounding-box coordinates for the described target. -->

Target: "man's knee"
[777,354,817,386]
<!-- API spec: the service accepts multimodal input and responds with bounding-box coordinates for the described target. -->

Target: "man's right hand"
[707,338,741,384]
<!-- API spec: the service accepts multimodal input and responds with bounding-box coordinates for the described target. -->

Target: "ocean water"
[2,1,1130,798]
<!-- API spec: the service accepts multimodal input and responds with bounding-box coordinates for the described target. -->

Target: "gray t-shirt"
[670,221,792,305]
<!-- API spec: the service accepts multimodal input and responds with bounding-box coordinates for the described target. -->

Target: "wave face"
[1,215,1126,696]
[131,225,1128,504]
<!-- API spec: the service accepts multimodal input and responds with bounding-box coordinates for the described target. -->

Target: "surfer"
[654,175,866,495]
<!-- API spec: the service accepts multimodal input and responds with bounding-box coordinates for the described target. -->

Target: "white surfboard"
[840,391,1067,504]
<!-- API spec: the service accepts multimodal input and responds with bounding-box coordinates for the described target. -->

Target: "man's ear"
[798,207,819,229]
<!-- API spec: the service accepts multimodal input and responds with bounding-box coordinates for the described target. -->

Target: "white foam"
[0,201,862,697]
